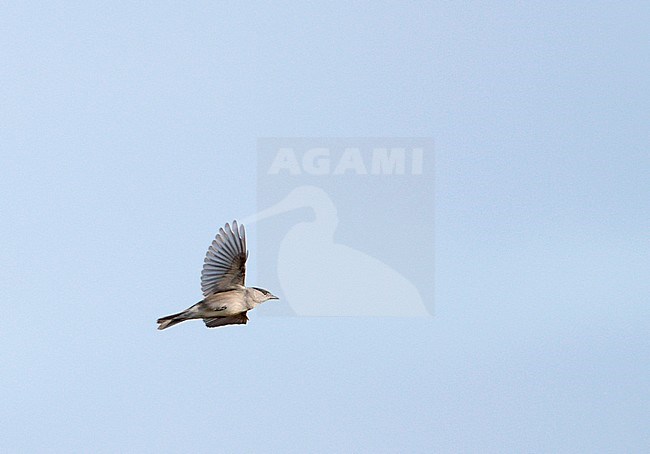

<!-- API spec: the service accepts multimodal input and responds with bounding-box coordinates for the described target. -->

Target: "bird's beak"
[270,294,279,300]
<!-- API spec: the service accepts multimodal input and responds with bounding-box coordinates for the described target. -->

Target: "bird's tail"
[156,310,190,330]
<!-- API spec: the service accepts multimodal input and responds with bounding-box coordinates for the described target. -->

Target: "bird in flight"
[157,220,278,330]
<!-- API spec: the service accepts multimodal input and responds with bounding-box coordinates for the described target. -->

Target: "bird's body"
[157,221,277,330]
[200,287,259,316]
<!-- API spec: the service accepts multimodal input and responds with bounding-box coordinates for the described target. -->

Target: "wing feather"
[203,312,249,328]
[201,220,247,295]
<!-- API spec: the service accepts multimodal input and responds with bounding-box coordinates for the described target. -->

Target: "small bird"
[157,220,278,330]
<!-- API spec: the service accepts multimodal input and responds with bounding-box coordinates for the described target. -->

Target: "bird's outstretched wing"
[201,221,248,295]
[203,312,249,328]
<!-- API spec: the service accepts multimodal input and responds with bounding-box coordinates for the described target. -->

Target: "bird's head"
[251,287,279,303]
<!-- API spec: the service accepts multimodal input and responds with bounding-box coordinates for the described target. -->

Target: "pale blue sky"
[1,2,649,452]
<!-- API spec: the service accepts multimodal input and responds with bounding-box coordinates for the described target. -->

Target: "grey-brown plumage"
[156,221,278,330]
